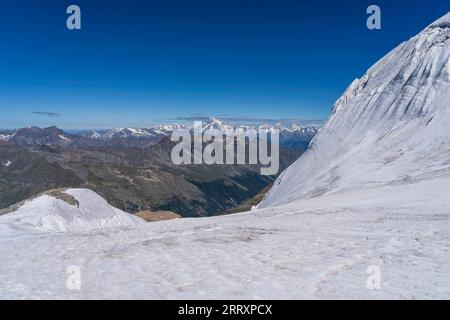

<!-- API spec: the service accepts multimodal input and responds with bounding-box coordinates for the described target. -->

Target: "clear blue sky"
[0,0,448,129]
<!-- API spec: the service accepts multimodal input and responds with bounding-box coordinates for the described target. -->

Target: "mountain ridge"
[0,188,144,234]
[0,119,322,152]
[260,12,450,208]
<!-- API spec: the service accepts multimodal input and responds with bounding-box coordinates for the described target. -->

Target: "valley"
[0,120,319,217]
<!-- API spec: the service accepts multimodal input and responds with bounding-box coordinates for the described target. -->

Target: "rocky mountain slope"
[0,126,307,217]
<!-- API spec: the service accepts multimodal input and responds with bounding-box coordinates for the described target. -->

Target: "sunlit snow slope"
[0,189,143,235]
[260,13,450,208]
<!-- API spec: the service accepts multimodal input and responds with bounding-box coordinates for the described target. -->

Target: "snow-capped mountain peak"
[209,118,223,126]
[84,119,322,140]
[260,12,450,208]
[0,126,73,146]
[0,132,15,141]
[86,127,159,139]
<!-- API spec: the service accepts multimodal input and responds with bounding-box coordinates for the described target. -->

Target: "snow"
[93,121,322,140]
[89,128,158,139]
[0,133,15,141]
[89,131,102,139]
[125,128,155,137]
[58,134,72,142]
[0,179,449,299]
[429,12,450,28]
[0,13,449,300]
[0,189,144,235]
[260,11,450,208]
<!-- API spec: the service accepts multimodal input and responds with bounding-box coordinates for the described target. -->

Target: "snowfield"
[0,180,449,299]
[1,13,450,299]
[0,189,143,236]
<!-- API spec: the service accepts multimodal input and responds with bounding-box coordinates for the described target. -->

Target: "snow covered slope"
[0,189,143,235]
[260,12,450,208]
[0,178,449,299]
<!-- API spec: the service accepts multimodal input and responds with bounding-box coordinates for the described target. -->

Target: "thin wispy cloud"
[172,114,325,126]
[31,111,61,118]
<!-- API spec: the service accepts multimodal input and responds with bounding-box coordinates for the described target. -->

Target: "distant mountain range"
[82,118,322,138]
[0,118,321,152]
[0,119,320,217]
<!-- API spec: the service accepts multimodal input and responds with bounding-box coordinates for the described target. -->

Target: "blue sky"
[0,0,448,129]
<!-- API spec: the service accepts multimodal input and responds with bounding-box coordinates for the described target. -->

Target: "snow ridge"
[260,12,450,208]
[0,189,143,234]
[428,12,450,29]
